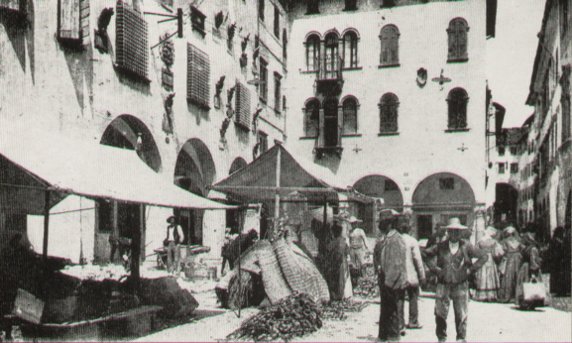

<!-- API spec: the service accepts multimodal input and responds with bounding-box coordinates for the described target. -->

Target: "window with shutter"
[259,58,268,103]
[58,0,90,46]
[274,72,282,114]
[235,82,251,130]
[447,18,469,62]
[116,0,149,80]
[379,93,399,133]
[187,43,211,109]
[447,88,469,130]
[379,25,399,67]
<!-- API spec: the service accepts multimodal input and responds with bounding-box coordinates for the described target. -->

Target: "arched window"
[379,25,399,66]
[379,93,399,133]
[447,88,469,129]
[447,18,469,62]
[305,34,320,71]
[324,32,340,74]
[342,30,359,69]
[342,97,358,134]
[304,98,320,137]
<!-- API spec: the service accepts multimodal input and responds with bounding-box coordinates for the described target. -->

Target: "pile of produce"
[227,292,322,342]
[321,299,368,321]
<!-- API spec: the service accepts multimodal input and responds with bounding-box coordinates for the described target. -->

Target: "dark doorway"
[417,215,433,240]
[494,183,518,226]
[566,190,571,231]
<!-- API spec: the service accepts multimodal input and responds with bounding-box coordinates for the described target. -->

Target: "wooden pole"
[274,148,281,224]
[129,204,142,287]
[42,190,50,261]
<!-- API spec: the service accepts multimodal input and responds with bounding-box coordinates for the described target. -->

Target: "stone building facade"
[0,0,288,263]
[284,0,496,239]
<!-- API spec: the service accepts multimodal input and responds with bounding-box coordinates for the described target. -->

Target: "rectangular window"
[257,131,268,154]
[58,0,90,46]
[562,0,569,36]
[439,178,455,190]
[116,0,149,80]
[258,0,264,21]
[235,82,252,130]
[187,43,211,109]
[510,163,519,174]
[562,92,571,143]
[97,199,113,233]
[498,146,505,156]
[273,5,280,38]
[274,72,282,113]
[498,163,505,174]
[259,58,268,103]
[306,0,319,14]
[190,5,206,37]
[510,146,518,155]
[344,0,358,11]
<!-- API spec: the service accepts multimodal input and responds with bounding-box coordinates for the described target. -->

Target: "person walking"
[164,215,183,274]
[498,226,522,302]
[548,226,571,296]
[515,232,543,309]
[325,221,351,301]
[424,218,488,343]
[399,222,426,330]
[474,226,504,301]
[376,209,408,342]
[348,215,369,283]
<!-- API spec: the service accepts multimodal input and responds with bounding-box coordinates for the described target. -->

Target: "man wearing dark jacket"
[376,209,408,342]
[423,218,487,343]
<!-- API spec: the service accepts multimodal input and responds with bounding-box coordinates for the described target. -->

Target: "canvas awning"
[0,125,235,214]
[212,144,350,203]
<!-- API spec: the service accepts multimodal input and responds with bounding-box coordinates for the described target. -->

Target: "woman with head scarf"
[474,226,503,301]
[498,226,523,303]
[515,232,543,309]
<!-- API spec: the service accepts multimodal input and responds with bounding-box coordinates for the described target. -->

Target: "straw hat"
[166,215,177,224]
[379,208,401,220]
[444,217,467,230]
[347,215,362,224]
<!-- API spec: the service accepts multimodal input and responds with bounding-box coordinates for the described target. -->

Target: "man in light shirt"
[398,221,426,331]
[348,215,369,279]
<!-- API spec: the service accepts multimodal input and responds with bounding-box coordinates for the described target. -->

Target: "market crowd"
[372,211,571,342]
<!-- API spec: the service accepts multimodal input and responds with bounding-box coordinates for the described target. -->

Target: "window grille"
[187,43,211,109]
[116,0,149,80]
[235,82,251,130]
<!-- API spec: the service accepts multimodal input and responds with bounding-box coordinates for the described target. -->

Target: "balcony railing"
[315,55,344,95]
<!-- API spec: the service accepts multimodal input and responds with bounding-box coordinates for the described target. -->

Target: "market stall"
[0,125,235,339]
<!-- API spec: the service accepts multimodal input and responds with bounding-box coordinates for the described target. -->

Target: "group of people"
[467,224,571,306]
[375,212,484,343]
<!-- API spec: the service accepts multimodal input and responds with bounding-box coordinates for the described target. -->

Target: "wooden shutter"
[58,0,90,45]
[116,0,149,80]
[0,0,21,12]
[187,43,211,109]
[235,82,251,130]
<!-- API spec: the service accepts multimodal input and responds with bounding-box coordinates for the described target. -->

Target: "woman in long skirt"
[515,232,542,309]
[498,226,523,303]
[474,227,503,301]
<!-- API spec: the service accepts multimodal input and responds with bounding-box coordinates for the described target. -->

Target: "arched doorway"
[412,173,476,239]
[353,175,404,234]
[494,183,518,228]
[96,115,162,263]
[174,139,217,245]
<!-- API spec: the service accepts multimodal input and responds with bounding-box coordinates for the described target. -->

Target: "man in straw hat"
[164,215,184,274]
[375,209,408,342]
[347,215,369,281]
[423,217,488,342]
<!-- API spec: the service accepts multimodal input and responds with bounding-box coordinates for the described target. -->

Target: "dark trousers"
[435,282,469,341]
[379,285,405,342]
[399,286,420,328]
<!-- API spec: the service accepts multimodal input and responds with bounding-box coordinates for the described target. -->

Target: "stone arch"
[100,114,162,172]
[353,175,403,235]
[229,157,247,175]
[412,172,476,239]
[173,138,217,245]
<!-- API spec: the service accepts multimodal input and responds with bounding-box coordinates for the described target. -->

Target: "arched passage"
[494,183,518,227]
[412,172,476,239]
[101,114,162,172]
[229,157,247,175]
[174,139,217,245]
[96,115,161,263]
[353,175,403,234]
